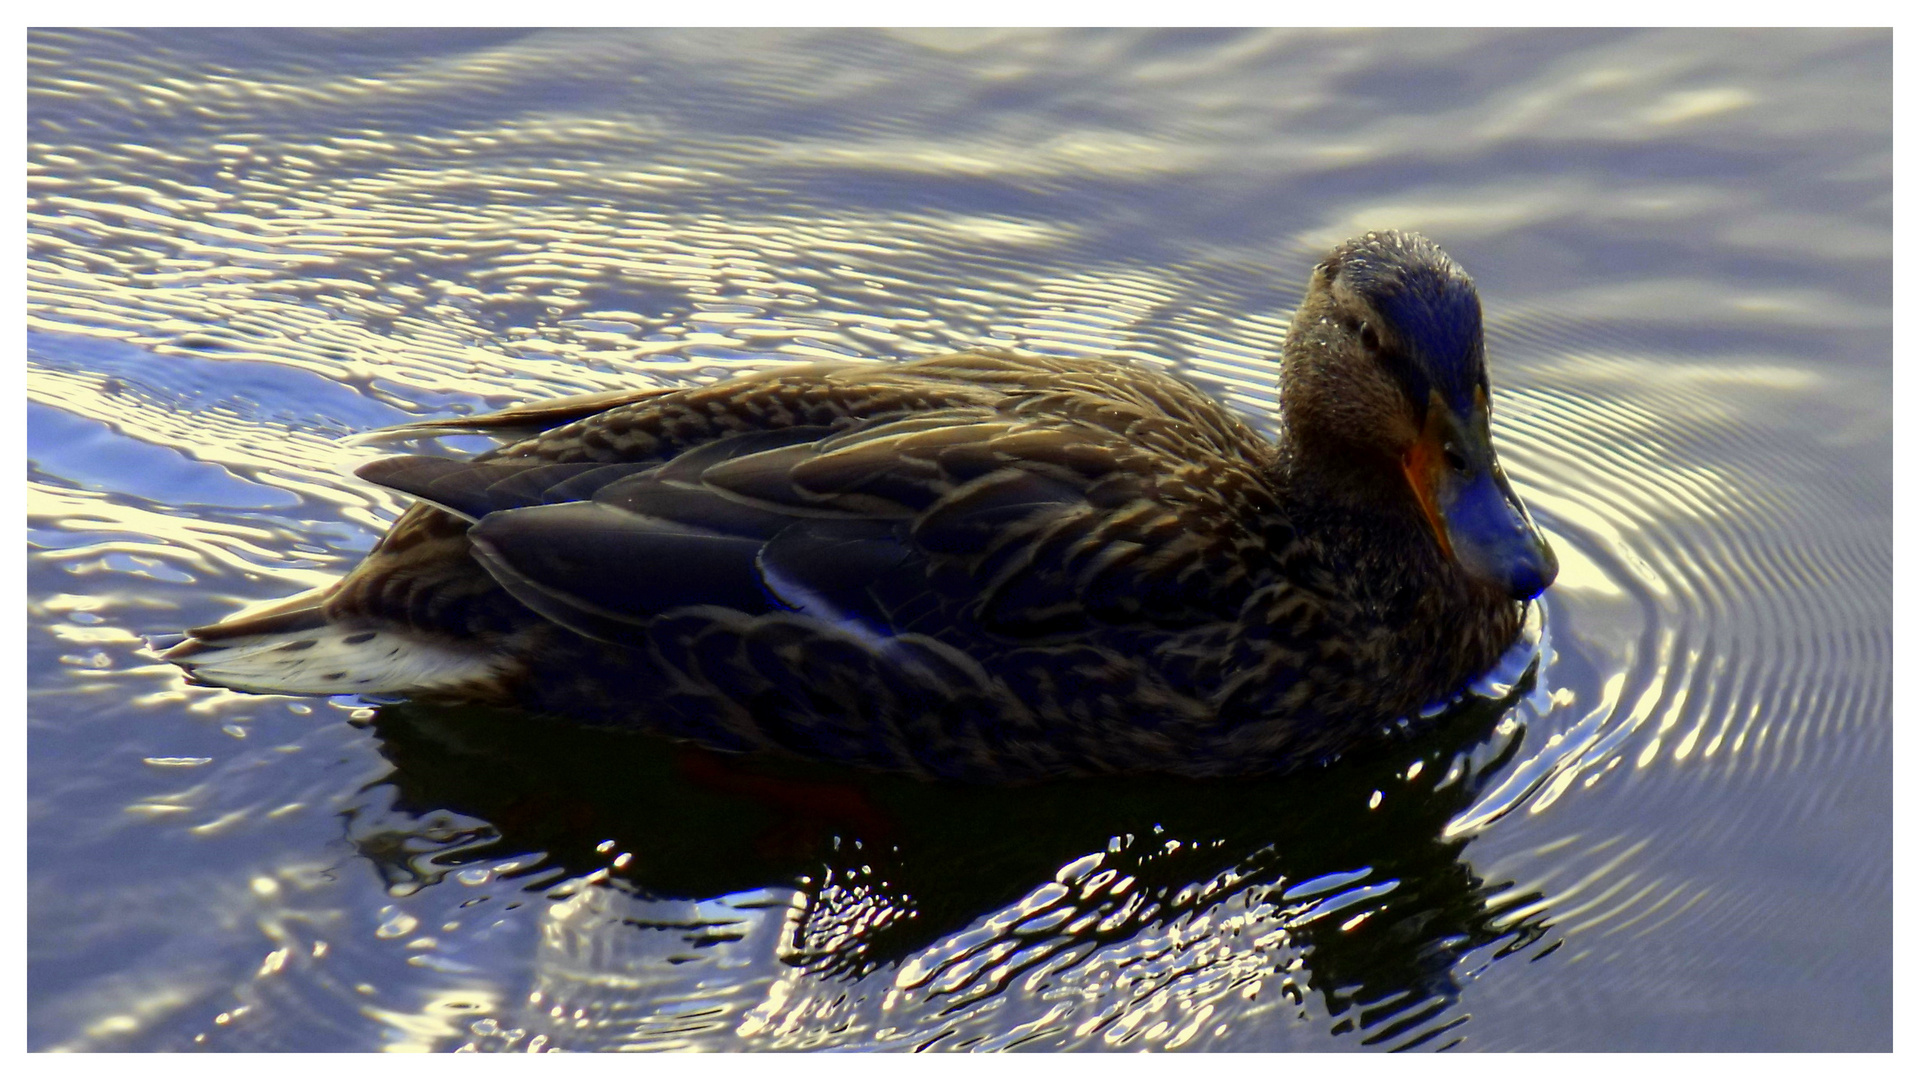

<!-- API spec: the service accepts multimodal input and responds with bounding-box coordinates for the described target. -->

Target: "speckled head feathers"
[1321,231,1485,419]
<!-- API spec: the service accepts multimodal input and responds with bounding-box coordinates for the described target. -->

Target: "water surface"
[27,28,1890,1051]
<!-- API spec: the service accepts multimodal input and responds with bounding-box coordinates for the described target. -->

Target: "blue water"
[27,28,1889,1051]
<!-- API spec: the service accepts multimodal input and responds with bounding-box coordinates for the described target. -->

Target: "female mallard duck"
[163,230,1556,782]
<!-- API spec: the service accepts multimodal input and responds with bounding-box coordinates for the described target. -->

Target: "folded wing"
[356,405,1278,646]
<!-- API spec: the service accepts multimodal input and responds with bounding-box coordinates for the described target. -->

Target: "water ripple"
[27,27,1888,1052]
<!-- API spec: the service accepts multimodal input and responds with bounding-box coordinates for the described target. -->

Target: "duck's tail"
[155,587,509,698]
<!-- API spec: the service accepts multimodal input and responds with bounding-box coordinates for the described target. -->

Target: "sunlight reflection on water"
[28,27,1888,1051]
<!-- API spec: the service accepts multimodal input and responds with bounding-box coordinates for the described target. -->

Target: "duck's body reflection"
[348,630,1555,1050]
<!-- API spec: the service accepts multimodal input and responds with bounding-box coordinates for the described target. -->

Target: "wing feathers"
[357,456,649,522]
[348,385,683,446]
[353,369,1276,643]
[469,503,774,639]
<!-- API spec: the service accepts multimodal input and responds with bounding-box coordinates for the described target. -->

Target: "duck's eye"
[1442,443,1469,475]
[1358,321,1380,352]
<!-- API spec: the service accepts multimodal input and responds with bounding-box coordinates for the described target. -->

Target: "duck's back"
[171,352,1319,779]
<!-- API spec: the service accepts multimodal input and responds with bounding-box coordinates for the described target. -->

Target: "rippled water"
[27,28,1890,1051]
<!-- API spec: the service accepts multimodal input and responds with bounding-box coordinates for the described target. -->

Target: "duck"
[161,230,1557,783]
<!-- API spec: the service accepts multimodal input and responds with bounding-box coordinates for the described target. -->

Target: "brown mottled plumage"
[162,231,1556,782]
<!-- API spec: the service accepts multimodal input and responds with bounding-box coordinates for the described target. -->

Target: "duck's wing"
[356,407,1288,645]
[346,385,687,446]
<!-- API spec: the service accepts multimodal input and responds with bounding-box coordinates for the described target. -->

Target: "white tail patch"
[168,626,503,698]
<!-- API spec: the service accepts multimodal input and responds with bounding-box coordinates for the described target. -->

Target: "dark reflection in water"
[349,648,1546,1051]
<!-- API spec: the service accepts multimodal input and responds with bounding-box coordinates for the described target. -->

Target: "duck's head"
[1281,230,1557,602]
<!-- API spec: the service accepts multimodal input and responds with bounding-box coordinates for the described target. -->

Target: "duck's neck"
[1269,421,1522,709]
[1271,420,1451,615]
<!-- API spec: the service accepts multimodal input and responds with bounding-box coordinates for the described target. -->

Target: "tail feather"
[158,590,510,698]
[174,587,334,645]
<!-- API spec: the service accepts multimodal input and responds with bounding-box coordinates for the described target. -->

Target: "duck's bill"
[1403,393,1558,602]
[1438,463,1557,600]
